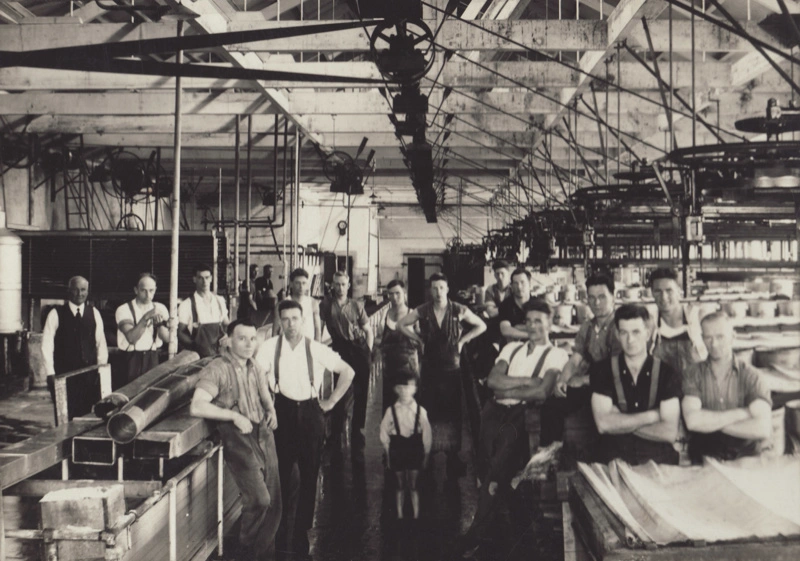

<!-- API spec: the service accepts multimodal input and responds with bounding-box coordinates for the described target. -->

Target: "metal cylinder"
[107,357,212,444]
[0,210,23,334]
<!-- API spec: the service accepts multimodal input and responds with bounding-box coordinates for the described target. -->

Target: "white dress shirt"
[254,335,343,401]
[495,341,569,405]
[115,300,169,351]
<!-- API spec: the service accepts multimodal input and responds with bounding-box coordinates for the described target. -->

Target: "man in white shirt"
[115,273,170,384]
[41,276,109,419]
[460,299,568,554]
[178,263,230,357]
[272,268,321,342]
[255,299,354,559]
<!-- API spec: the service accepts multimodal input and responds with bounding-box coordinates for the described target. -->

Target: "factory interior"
[0,0,799,560]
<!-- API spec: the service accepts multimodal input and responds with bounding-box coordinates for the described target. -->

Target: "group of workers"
[455,263,774,555]
[42,266,374,561]
[40,261,776,560]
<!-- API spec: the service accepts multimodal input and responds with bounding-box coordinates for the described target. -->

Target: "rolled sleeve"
[93,309,108,365]
[589,360,613,399]
[356,302,369,328]
[420,407,433,454]
[495,342,522,365]
[315,343,345,372]
[196,363,224,399]
[41,309,58,376]
[379,408,394,449]
[742,364,773,408]
[572,323,590,359]
[682,363,703,398]
[178,298,192,326]
[658,362,682,401]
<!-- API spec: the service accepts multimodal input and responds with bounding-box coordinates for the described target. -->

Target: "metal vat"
[0,210,23,334]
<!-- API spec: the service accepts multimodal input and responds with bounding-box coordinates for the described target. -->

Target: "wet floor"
[308,353,564,561]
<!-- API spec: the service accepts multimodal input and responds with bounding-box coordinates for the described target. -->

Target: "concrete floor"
[0,356,563,561]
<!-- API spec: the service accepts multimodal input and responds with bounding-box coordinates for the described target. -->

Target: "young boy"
[379,371,432,519]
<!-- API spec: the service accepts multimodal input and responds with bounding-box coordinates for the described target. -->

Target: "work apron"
[380,317,420,411]
[190,294,225,358]
[653,314,702,374]
[599,356,679,465]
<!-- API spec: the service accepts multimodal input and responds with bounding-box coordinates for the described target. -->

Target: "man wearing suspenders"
[459,300,568,554]
[591,304,682,465]
[178,263,230,358]
[255,299,354,560]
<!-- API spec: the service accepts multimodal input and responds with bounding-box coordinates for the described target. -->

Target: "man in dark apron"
[178,263,230,358]
[649,267,707,374]
[591,304,681,466]
[682,311,773,463]
[540,273,620,451]
[115,273,169,384]
[190,319,281,561]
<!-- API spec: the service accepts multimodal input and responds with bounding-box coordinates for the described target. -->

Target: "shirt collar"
[67,302,85,315]
[221,348,254,370]
[592,312,615,330]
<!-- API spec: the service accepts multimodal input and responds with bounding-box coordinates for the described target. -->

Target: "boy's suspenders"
[611,355,661,412]
[390,403,422,436]
[274,337,316,399]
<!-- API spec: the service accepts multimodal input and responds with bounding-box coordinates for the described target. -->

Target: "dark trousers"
[598,433,679,465]
[123,350,160,385]
[218,420,282,560]
[332,343,371,433]
[48,368,100,420]
[274,394,325,554]
[688,432,760,464]
[469,400,528,540]
[539,386,591,446]
[477,400,528,484]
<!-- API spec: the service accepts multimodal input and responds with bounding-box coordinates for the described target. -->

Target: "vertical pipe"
[217,447,224,557]
[283,119,289,282]
[117,456,124,482]
[246,115,252,284]
[691,0,697,148]
[669,3,674,153]
[234,118,241,299]
[212,229,219,302]
[604,59,609,180]
[61,459,69,480]
[616,44,621,177]
[169,489,177,561]
[154,147,161,230]
[294,128,301,270]
[168,20,184,359]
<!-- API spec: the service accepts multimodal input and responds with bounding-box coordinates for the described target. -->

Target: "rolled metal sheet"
[93,350,200,419]
[107,357,213,444]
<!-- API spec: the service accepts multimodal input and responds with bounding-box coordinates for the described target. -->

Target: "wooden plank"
[568,472,624,559]
[5,480,161,500]
[0,419,103,489]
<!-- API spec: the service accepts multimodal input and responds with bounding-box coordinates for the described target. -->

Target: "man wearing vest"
[178,263,230,358]
[459,300,568,554]
[191,319,281,561]
[540,273,620,448]
[319,271,373,449]
[115,273,170,384]
[41,276,109,420]
[255,299,354,560]
[591,304,681,465]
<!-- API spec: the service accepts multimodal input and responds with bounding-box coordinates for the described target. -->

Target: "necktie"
[76,309,81,319]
